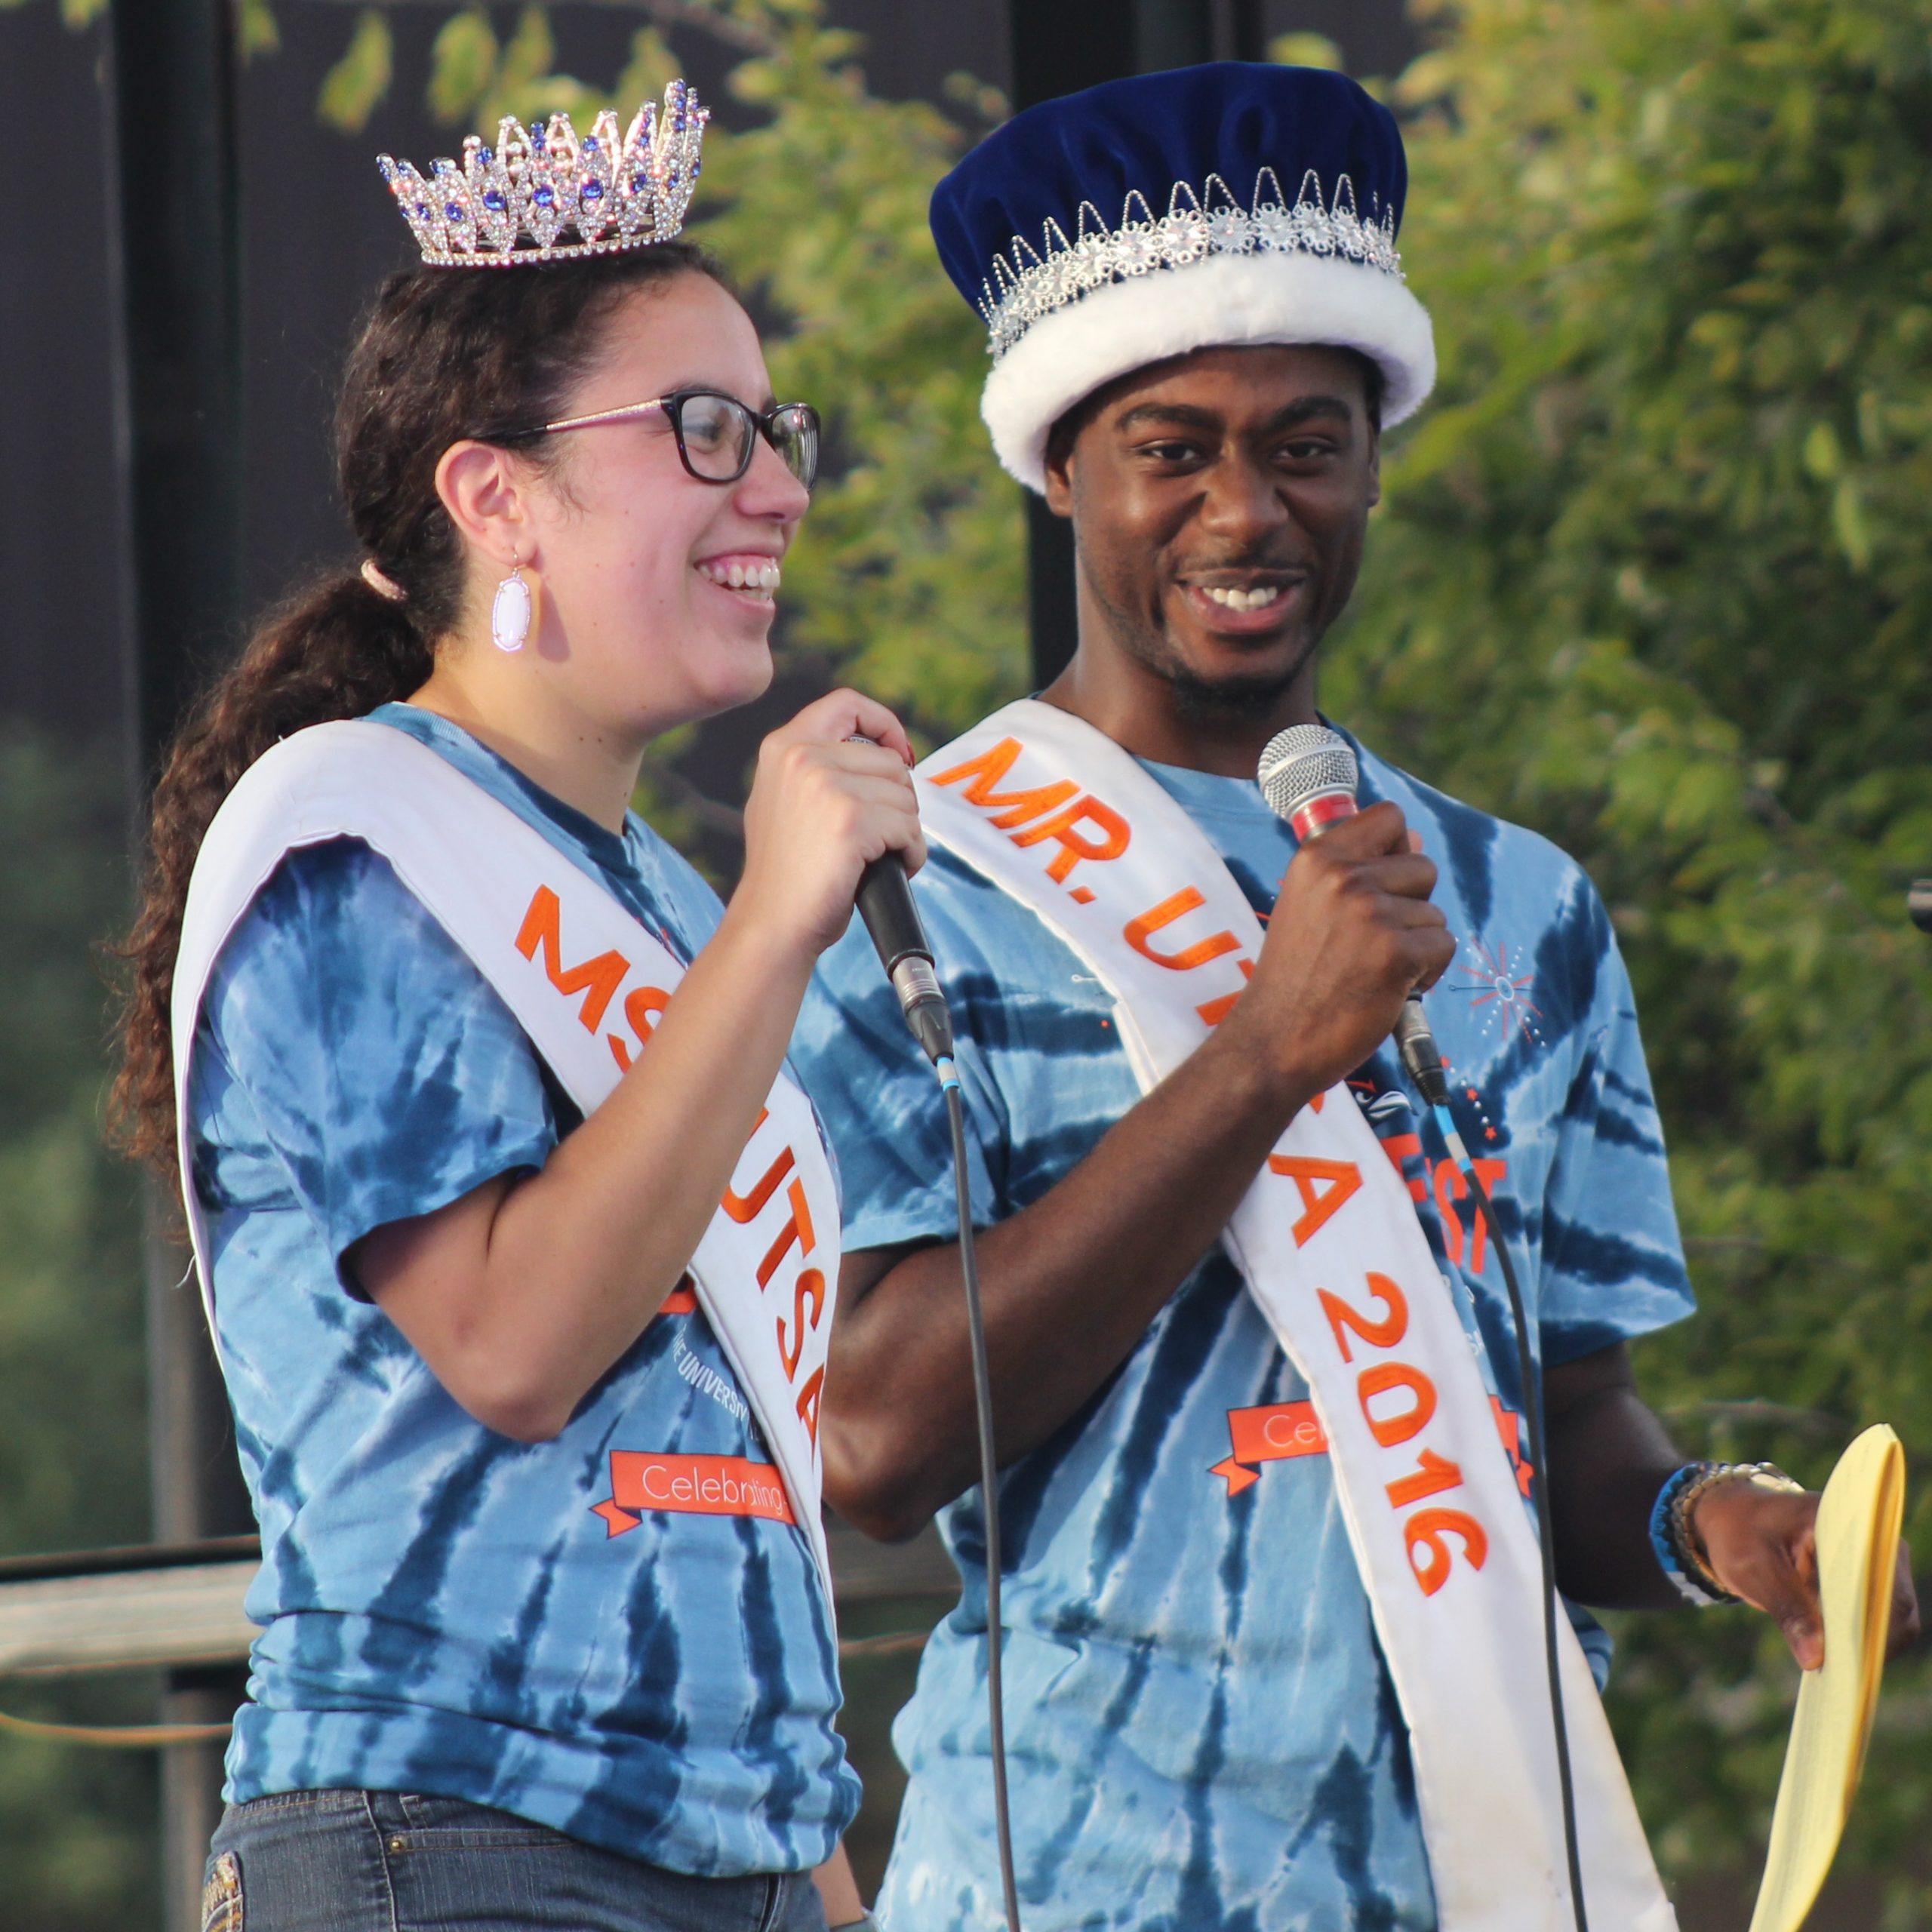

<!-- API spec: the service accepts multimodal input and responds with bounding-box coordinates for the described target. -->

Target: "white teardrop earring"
[491,560,536,654]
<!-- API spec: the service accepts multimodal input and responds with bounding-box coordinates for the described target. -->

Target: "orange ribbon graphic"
[592,1452,795,1538]
[1210,1401,1330,1495]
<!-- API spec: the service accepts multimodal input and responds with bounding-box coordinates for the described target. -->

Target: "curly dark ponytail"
[113,241,724,1177]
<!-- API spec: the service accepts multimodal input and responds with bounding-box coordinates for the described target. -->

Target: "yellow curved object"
[1747,1423,1906,1932]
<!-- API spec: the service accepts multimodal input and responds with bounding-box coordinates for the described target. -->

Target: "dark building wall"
[0,0,1411,748]
[0,5,124,740]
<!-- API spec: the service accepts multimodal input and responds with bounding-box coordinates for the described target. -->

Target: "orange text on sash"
[1280,1153,1494,1598]
[721,1122,827,1447]
[591,1453,796,1537]
[929,737,1264,1009]
[1124,887,1241,971]
[1120,885,1254,1022]
[515,887,829,1455]
[516,886,629,1032]
[1267,1155,1363,1247]
[929,737,1131,898]
[514,883,675,1074]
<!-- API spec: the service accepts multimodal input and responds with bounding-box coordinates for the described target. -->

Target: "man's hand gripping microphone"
[847,736,953,1065]
[1256,724,1450,1107]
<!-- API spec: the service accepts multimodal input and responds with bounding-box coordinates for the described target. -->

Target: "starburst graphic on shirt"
[1452,937,1544,1048]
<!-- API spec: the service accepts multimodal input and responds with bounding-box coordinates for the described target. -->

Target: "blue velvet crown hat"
[931,63,1434,491]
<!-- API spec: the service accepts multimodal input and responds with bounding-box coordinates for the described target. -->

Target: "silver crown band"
[378,81,708,269]
[980,168,1402,362]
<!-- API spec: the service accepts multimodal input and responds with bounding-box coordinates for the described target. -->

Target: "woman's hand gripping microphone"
[736,689,927,965]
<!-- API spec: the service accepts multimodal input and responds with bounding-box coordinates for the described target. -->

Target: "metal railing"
[0,1521,956,1696]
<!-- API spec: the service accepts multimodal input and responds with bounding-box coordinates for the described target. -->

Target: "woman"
[114,86,904,1932]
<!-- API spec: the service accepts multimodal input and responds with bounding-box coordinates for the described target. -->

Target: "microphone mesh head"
[1257,724,1358,821]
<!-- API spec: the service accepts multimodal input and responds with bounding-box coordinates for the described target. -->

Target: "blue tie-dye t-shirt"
[187,703,860,1877]
[794,728,1694,1931]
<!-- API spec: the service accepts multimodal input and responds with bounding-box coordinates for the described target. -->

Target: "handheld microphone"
[1257,724,1449,1108]
[847,737,954,1066]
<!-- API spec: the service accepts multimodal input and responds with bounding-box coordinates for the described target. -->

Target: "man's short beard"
[1116,613,1324,723]
[1166,656,1311,722]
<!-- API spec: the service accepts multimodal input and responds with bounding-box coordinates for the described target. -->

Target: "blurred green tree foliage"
[0,731,156,1929]
[1332,0,1932,1905]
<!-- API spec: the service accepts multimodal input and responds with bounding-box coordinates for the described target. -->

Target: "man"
[795,63,1916,1931]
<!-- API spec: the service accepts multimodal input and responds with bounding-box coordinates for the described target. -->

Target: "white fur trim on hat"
[982,251,1435,492]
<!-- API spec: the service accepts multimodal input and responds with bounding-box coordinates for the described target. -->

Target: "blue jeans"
[202,1790,830,1932]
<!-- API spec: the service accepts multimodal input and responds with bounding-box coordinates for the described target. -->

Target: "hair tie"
[360,558,408,604]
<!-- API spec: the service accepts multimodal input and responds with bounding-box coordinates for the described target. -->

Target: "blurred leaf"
[237,0,278,62]
[1832,475,1872,571]
[472,6,586,131]
[614,26,681,112]
[499,6,555,97]
[318,9,393,135]
[426,7,497,127]
[943,69,1009,128]
[1269,32,1344,71]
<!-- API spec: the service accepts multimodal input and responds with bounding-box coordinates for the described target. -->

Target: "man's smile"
[1173,568,1311,636]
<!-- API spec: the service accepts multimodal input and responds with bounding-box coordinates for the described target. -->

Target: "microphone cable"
[934,1053,1025,1932]
[845,786,1023,1929]
[1416,1060,1590,1932]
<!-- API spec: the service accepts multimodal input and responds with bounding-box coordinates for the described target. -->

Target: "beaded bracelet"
[1649,1460,1804,1607]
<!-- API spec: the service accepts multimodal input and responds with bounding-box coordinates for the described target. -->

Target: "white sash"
[915,700,1674,1932]
[171,720,839,1591]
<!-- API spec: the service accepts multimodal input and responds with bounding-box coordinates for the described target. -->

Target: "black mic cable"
[1426,1090,1589,1932]
[847,739,1023,1932]
[939,1061,1024,1932]
[1259,724,1589,1932]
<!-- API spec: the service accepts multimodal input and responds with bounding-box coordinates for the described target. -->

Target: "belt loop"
[358,1792,405,1932]
[364,1790,408,1855]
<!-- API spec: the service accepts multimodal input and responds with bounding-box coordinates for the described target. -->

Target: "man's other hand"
[1693,1478,1921,1670]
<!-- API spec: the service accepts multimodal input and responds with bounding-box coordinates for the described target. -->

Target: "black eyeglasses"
[535,387,820,491]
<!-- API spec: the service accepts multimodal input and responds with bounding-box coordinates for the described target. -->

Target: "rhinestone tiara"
[980,168,1401,361]
[377,78,709,268]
